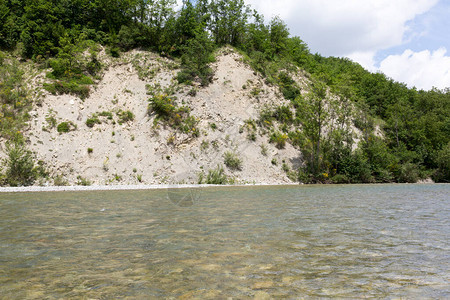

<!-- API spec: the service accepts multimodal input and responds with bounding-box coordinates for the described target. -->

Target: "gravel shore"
[0,183,299,193]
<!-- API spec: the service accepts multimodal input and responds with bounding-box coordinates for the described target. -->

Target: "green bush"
[298,169,314,184]
[47,58,76,79]
[98,111,113,119]
[117,25,138,50]
[44,45,96,99]
[250,87,262,97]
[117,110,134,124]
[206,165,229,184]
[270,132,288,149]
[76,176,91,186]
[109,47,120,57]
[374,168,393,183]
[177,69,194,85]
[149,94,177,118]
[57,121,76,133]
[149,94,199,137]
[0,57,31,140]
[274,105,293,124]
[44,80,90,99]
[86,52,102,76]
[397,163,419,183]
[278,72,300,101]
[287,130,305,148]
[224,151,243,171]
[0,51,5,65]
[86,117,101,128]
[53,175,68,186]
[57,122,70,133]
[331,174,350,184]
[336,151,374,183]
[0,167,5,185]
[178,115,199,137]
[4,143,36,186]
[258,107,275,128]
[433,142,450,182]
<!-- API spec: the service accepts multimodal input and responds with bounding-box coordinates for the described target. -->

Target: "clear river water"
[0,184,449,299]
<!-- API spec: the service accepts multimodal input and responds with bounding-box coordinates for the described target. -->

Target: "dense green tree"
[209,0,250,46]
[285,36,310,67]
[243,11,269,54]
[268,17,289,57]
[296,80,329,177]
[434,142,450,182]
[177,30,214,86]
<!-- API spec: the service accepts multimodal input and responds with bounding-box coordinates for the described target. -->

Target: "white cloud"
[379,47,450,90]
[347,51,377,72]
[245,0,446,89]
[245,0,438,57]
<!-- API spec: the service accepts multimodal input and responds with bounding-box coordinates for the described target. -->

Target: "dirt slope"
[21,47,303,186]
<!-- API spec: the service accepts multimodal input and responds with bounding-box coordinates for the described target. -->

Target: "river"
[0,184,449,298]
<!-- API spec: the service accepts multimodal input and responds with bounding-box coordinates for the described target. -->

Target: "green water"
[0,184,449,298]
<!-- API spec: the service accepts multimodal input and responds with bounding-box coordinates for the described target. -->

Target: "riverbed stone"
[281,276,295,284]
[252,281,273,289]
[254,291,271,300]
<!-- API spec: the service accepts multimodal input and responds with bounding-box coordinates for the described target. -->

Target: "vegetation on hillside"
[0,0,448,184]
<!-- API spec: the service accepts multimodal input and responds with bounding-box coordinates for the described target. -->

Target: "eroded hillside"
[15,47,310,186]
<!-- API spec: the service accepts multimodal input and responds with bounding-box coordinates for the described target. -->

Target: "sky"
[244,0,450,90]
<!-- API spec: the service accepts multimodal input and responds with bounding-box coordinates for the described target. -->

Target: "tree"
[209,0,250,46]
[243,10,269,54]
[297,79,329,177]
[434,142,450,182]
[173,0,202,49]
[286,36,310,67]
[269,16,289,57]
[177,30,214,86]
[326,83,355,176]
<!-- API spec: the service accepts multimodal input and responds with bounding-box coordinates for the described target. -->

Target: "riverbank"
[0,182,302,193]
[0,182,440,193]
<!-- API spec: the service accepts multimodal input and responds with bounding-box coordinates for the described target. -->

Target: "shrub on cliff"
[224,151,243,171]
[4,143,36,186]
